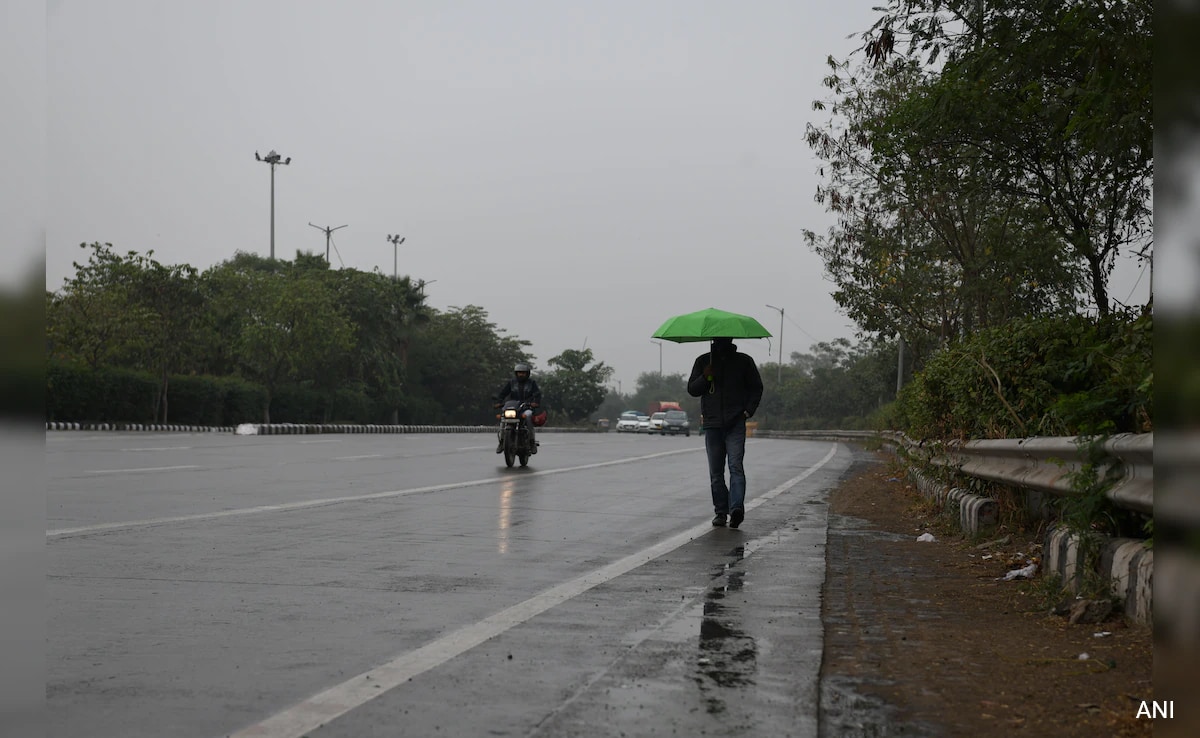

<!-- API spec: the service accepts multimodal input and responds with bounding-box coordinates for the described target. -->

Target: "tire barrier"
[1044,526,1153,624]
[243,424,593,435]
[45,422,235,432]
[47,422,595,435]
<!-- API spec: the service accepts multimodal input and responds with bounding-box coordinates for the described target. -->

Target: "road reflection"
[496,473,540,555]
[498,477,516,554]
[696,544,758,713]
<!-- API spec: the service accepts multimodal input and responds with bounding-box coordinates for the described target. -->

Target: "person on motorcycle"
[494,362,543,454]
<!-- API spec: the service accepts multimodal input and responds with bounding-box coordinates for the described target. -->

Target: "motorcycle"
[496,400,537,468]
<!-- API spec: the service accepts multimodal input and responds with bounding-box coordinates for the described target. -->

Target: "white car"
[649,412,667,433]
[637,415,651,433]
[615,411,641,433]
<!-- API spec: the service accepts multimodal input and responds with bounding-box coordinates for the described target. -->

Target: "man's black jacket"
[686,341,764,429]
[494,377,542,405]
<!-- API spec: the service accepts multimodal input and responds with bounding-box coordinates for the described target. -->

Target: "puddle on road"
[621,525,823,714]
[694,544,758,710]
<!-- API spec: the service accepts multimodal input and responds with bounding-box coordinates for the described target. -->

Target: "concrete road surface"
[47,430,853,737]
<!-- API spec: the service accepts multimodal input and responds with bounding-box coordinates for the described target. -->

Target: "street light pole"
[255,150,291,259]
[650,339,663,375]
[387,234,405,279]
[309,223,347,264]
[765,304,784,385]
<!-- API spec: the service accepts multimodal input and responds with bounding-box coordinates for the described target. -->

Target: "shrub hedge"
[891,309,1151,440]
[45,362,396,426]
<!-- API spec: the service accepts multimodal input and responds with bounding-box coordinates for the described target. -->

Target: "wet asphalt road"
[47,430,854,737]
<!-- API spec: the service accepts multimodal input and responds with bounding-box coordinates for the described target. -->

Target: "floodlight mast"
[386,234,405,279]
[255,149,291,259]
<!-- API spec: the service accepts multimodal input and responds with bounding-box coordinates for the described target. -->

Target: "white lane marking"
[228,444,840,738]
[300,439,343,444]
[83,465,200,475]
[333,454,385,460]
[47,448,700,539]
[119,446,192,452]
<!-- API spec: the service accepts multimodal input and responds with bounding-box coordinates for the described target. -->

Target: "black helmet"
[514,362,532,378]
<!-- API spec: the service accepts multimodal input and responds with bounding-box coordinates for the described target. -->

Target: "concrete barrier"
[1043,527,1153,624]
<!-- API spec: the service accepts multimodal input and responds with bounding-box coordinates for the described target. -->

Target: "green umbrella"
[651,307,772,343]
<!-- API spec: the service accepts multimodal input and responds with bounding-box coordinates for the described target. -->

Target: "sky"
[38,0,1152,393]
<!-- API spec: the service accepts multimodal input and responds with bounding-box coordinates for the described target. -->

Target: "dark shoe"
[730,508,744,529]
[496,443,503,454]
[712,514,727,527]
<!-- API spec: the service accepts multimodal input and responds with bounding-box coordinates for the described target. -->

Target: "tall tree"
[47,242,146,370]
[858,0,1153,316]
[805,56,1083,362]
[538,348,614,423]
[406,306,532,424]
[320,268,429,422]
[233,271,354,422]
[125,254,202,423]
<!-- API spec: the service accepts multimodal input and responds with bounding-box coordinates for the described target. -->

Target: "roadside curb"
[45,422,235,432]
[45,422,594,435]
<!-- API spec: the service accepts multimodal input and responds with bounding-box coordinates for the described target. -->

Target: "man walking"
[687,338,764,528]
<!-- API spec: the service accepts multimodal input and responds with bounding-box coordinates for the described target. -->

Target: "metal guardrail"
[755,428,1166,628]
[919,434,1153,515]
[753,429,1152,515]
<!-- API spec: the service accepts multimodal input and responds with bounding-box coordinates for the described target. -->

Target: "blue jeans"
[705,418,747,515]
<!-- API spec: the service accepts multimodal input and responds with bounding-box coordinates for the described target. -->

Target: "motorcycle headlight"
[504,409,518,419]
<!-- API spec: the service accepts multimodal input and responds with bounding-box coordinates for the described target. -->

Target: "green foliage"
[807,0,1151,372]
[47,362,157,423]
[46,361,269,426]
[46,245,542,426]
[164,374,226,426]
[934,0,1151,318]
[406,306,533,425]
[756,338,899,430]
[893,310,1151,440]
[539,348,614,423]
[805,58,1085,355]
[233,270,356,422]
[46,242,207,422]
[216,376,267,425]
[48,242,151,370]
[0,279,43,419]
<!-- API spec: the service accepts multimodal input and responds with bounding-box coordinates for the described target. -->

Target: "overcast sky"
[41,0,1151,393]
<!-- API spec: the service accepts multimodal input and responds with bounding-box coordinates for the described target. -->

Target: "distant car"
[662,410,690,436]
[649,412,667,433]
[636,415,651,433]
[596,418,610,431]
[616,411,641,433]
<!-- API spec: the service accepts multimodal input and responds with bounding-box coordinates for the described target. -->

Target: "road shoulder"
[820,450,1153,737]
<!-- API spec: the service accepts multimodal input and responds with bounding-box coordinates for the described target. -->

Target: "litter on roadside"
[999,561,1038,581]
[916,532,936,542]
